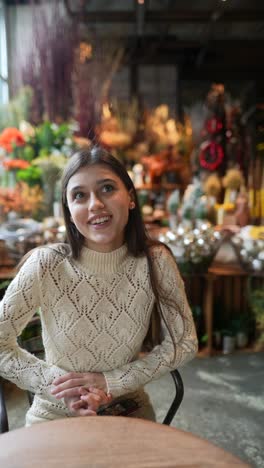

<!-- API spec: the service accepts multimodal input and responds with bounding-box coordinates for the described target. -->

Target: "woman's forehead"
[67,164,121,187]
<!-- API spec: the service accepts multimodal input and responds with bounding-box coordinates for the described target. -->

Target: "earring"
[129,201,135,210]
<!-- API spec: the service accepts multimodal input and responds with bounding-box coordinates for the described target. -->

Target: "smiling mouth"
[89,215,111,226]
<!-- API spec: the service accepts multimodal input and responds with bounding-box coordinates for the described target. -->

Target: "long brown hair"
[61,146,179,357]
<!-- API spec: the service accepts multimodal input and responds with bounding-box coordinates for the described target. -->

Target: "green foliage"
[0,280,11,290]
[21,145,35,161]
[34,121,76,156]
[16,166,43,187]
[36,122,55,152]
[249,289,264,318]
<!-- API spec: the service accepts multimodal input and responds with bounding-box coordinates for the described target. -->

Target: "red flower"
[2,159,30,170]
[0,128,25,153]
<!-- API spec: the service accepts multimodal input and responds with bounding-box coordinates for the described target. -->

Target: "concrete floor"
[4,352,264,467]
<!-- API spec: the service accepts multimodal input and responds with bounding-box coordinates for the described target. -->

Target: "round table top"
[0,416,249,468]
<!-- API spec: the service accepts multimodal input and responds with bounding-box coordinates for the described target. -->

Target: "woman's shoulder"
[149,242,174,261]
[21,243,71,267]
[148,242,179,273]
[41,242,72,257]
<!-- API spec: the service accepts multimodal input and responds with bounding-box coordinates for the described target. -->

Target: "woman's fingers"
[71,399,85,410]
[80,390,112,411]
[51,378,88,395]
[53,386,85,399]
[88,387,113,405]
[69,400,97,416]
[53,372,83,386]
[80,393,101,411]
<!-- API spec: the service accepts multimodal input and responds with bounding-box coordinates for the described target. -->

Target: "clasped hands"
[51,372,112,416]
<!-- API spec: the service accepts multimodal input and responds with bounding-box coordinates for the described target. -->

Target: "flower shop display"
[0,183,43,220]
[97,101,137,152]
[174,178,217,227]
[0,218,42,265]
[158,223,224,274]
[230,226,264,273]
[0,121,78,217]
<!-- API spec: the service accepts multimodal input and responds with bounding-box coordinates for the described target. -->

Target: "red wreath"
[206,117,223,135]
[199,141,224,171]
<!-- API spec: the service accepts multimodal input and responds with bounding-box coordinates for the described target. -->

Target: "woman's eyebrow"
[70,184,85,193]
[96,178,116,185]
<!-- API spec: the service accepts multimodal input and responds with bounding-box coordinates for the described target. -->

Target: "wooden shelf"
[136,183,182,191]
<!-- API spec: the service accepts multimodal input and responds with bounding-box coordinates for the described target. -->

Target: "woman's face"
[66,164,133,252]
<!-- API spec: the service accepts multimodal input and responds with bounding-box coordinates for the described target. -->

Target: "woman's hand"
[51,372,107,400]
[64,387,112,417]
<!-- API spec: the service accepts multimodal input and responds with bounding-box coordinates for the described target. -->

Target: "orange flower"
[0,127,25,152]
[2,159,30,170]
[0,183,43,215]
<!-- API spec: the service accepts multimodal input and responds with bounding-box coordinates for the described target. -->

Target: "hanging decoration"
[199,141,224,171]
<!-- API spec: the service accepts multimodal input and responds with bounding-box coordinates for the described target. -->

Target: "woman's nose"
[88,192,104,210]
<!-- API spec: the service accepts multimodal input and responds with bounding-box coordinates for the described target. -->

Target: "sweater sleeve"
[103,246,198,398]
[0,249,67,401]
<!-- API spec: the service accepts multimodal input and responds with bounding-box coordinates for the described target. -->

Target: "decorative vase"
[222,336,235,354]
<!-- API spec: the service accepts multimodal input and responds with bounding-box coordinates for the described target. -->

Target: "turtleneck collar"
[76,243,129,276]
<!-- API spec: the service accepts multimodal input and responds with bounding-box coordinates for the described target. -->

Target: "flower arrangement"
[0,121,78,217]
[203,173,222,198]
[0,183,44,218]
[144,104,193,154]
[96,101,138,151]
[222,168,244,202]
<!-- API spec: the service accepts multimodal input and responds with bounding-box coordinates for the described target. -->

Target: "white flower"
[19,120,35,139]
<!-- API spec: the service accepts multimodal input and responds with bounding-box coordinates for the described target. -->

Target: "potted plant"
[221,326,236,354]
[230,314,253,349]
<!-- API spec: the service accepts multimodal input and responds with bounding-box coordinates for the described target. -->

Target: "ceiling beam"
[62,7,264,23]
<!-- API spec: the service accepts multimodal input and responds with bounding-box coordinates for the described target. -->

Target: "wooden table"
[0,416,249,467]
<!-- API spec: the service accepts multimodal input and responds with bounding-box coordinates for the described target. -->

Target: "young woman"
[0,146,198,425]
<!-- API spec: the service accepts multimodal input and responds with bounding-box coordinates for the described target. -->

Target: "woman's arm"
[0,249,67,402]
[102,247,198,398]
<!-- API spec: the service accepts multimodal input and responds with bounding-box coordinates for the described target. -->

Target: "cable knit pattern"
[0,243,198,424]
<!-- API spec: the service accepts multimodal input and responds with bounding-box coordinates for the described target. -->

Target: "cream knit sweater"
[0,243,197,423]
